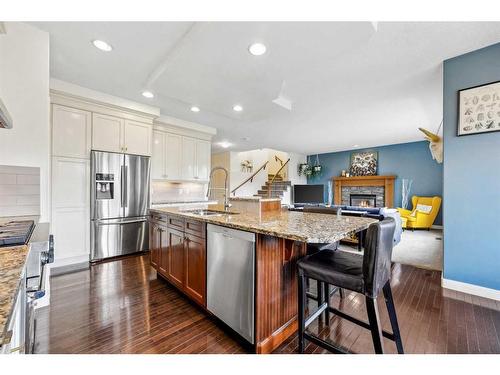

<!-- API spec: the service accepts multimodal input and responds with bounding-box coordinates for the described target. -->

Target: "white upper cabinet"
[195,140,211,181]
[52,104,91,159]
[151,127,211,182]
[92,113,123,153]
[123,120,152,156]
[181,136,197,180]
[165,133,182,180]
[152,132,183,180]
[92,114,152,156]
[152,130,166,179]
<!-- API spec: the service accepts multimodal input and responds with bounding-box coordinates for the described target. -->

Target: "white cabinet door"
[152,130,166,179]
[195,140,211,181]
[165,133,182,180]
[123,120,152,156]
[181,136,196,180]
[92,113,123,153]
[51,157,89,261]
[52,104,91,159]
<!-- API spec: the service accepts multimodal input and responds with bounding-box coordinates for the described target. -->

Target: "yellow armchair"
[397,196,442,230]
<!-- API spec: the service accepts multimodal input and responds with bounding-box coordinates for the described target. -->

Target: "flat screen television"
[293,184,325,205]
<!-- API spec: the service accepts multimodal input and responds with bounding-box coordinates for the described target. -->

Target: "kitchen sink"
[184,209,239,216]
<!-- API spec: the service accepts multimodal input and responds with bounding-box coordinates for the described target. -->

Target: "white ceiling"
[32,22,500,154]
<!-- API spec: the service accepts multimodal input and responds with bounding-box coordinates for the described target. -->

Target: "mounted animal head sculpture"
[419,127,443,164]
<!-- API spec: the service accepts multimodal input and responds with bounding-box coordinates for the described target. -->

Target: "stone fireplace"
[332,175,396,208]
[350,193,377,208]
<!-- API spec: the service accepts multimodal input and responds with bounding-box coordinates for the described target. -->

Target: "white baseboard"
[442,278,500,301]
[52,254,89,268]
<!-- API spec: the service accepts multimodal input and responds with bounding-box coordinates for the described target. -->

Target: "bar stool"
[297,217,403,354]
[303,206,345,304]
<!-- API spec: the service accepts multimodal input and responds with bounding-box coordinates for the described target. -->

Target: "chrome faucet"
[207,166,231,212]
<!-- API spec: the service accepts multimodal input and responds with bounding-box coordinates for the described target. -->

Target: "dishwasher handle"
[207,223,255,242]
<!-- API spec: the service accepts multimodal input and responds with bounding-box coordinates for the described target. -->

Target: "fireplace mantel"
[332,175,396,207]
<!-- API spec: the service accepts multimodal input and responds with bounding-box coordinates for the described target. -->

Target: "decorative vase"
[327,181,333,206]
[401,178,413,209]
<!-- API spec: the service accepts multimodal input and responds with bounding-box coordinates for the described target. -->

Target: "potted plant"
[311,155,323,177]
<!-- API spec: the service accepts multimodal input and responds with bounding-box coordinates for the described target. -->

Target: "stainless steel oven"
[25,226,53,354]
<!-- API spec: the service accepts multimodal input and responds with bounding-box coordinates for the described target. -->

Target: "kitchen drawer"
[167,216,185,231]
[150,212,167,224]
[185,219,206,239]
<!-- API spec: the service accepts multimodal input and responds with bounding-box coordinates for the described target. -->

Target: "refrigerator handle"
[120,165,125,208]
[123,165,128,207]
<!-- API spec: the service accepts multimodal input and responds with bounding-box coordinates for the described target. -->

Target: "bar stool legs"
[316,280,323,308]
[298,272,307,354]
[365,297,384,354]
[323,283,330,324]
[297,277,404,354]
[383,282,404,353]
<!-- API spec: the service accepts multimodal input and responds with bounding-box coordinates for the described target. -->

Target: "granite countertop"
[0,215,39,225]
[0,245,29,344]
[151,200,217,206]
[229,196,281,202]
[150,206,377,243]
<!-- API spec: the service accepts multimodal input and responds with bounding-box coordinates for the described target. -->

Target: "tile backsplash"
[0,165,40,217]
[151,181,208,204]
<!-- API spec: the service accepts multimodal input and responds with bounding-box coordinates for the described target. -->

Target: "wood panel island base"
[149,207,376,354]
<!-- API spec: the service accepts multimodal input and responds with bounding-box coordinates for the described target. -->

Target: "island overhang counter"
[148,206,377,353]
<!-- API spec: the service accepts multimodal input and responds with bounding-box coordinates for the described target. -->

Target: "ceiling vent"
[272,81,292,111]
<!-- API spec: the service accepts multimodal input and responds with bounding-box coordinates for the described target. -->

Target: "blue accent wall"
[307,141,443,224]
[443,42,500,291]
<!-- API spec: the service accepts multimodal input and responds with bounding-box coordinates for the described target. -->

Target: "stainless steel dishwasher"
[206,223,255,344]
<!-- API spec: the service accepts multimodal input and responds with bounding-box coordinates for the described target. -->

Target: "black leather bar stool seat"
[300,250,364,292]
[305,241,343,304]
[303,206,344,303]
[297,217,404,354]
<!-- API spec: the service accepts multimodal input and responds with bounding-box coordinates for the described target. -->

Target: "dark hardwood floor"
[35,254,500,354]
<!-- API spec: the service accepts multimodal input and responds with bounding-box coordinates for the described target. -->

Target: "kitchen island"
[148,206,377,353]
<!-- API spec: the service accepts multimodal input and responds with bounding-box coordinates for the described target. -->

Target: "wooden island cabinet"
[149,213,206,307]
[148,211,307,353]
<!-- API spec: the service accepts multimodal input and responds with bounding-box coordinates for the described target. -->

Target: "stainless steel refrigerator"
[90,151,150,261]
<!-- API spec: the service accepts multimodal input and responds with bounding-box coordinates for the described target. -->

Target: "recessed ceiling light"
[353,144,360,148]
[190,106,200,112]
[142,91,154,99]
[248,42,267,56]
[92,39,113,52]
[219,141,231,149]
[233,104,243,112]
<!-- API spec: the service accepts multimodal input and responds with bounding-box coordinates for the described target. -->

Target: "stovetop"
[0,220,35,247]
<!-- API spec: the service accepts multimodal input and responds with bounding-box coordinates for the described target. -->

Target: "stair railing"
[231,161,269,196]
[268,158,290,198]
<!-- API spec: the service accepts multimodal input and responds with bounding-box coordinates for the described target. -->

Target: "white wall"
[228,148,307,203]
[229,149,269,197]
[0,23,50,220]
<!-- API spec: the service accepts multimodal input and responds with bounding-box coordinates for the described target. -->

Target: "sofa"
[397,196,441,230]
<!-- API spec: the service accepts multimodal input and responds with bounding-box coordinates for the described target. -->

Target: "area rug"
[391,229,443,271]
[338,229,443,271]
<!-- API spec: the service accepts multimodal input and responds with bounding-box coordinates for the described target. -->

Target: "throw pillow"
[415,204,432,214]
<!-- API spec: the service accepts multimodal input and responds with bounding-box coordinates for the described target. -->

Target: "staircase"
[254,174,291,199]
